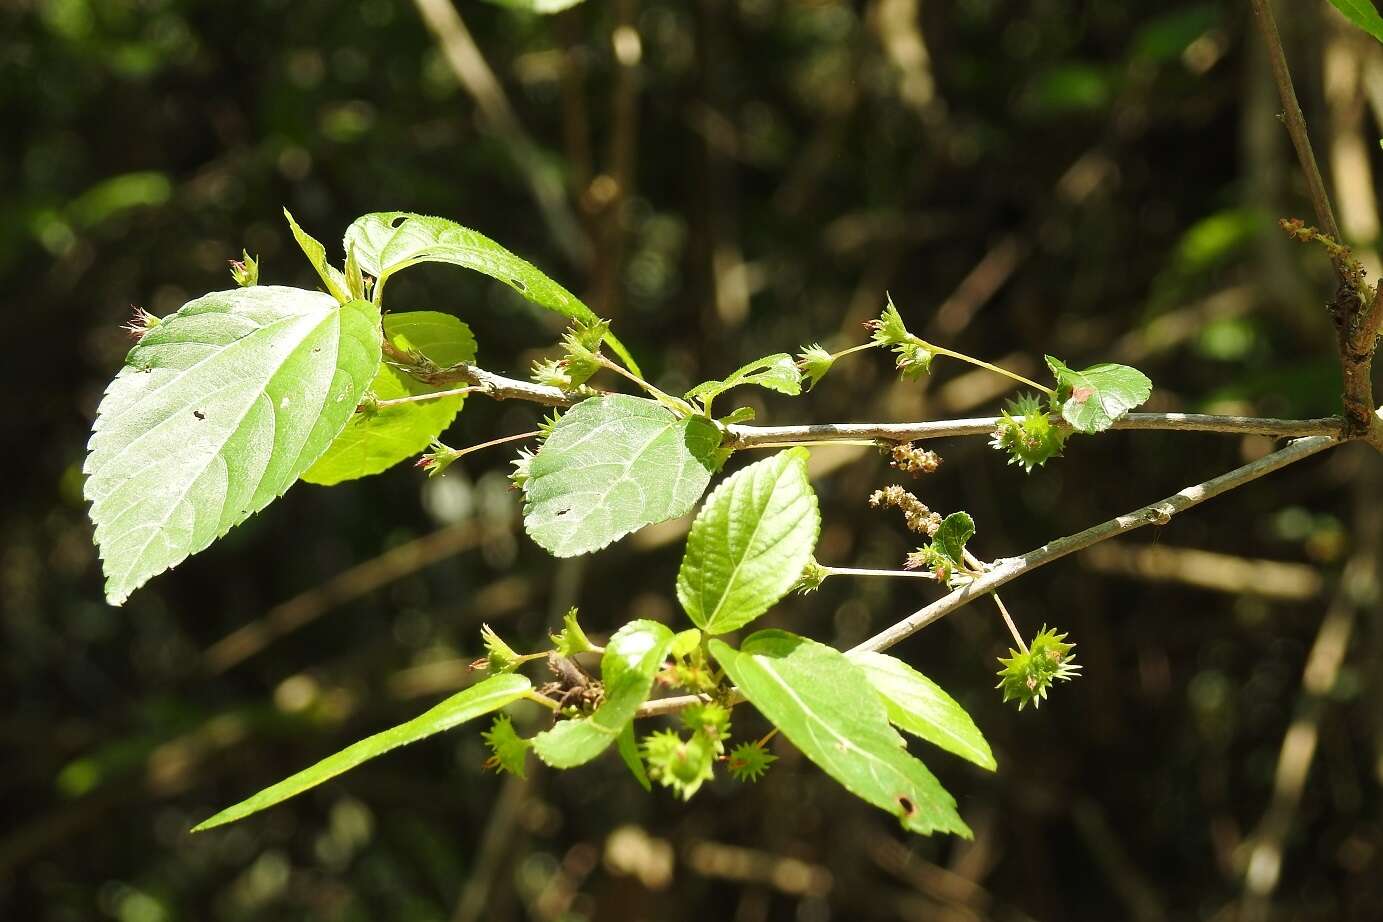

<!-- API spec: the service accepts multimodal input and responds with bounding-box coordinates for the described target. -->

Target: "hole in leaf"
[509,278,527,293]
[896,795,917,818]
[390,215,408,228]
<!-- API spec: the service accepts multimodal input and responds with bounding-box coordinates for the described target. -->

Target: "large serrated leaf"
[522,395,720,557]
[677,448,820,635]
[711,631,969,837]
[532,620,675,768]
[685,353,803,404]
[302,311,476,485]
[848,652,996,771]
[343,212,638,372]
[1326,0,1383,45]
[85,287,381,605]
[192,674,531,831]
[1044,355,1152,433]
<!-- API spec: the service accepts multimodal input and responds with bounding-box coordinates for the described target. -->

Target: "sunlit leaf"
[522,395,720,556]
[677,448,820,635]
[1045,355,1152,433]
[85,287,381,605]
[302,311,476,485]
[848,652,995,770]
[711,631,969,837]
[343,211,638,372]
[193,674,531,831]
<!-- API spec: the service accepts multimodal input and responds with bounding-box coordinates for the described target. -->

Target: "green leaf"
[617,723,652,791]
[1326,0,1383,45]
[677,448,821,635]
[193,673,531,831]
[284,209,350,303]
[932,512,975,568]
[532,620,675,768]
[685,353,803,403]
[85,287,382,606]
[343,212,638,373]
[1044,355,1152,433]
[522,395,720,556]
[847,652,996,771]
[710,631,969,837]
[302,311,476,485]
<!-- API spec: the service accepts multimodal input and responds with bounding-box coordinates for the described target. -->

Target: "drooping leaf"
[1044,355,1152,433]
[193,673,531,831]
[617,723,651,791]
[532,620,675,768]
[847,652,996,771]
[522,395,720,556]
[85,287,381,605]
[677,449,821,635]
[710,631,969,837]
[1326,0,1383,45]
[343,212,638,372]
[685,353,803,404]
[932,512,975,569]
[302,311,476,485]
[284,209,350,302]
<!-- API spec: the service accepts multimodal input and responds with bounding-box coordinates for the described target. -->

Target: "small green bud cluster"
[995,626,1081,710]
[990,393,1069,471]
[795,343,835,390]
[868,297,934,379]
[228,250,259,287]
[642,702,733,799]
[482,715,532,778]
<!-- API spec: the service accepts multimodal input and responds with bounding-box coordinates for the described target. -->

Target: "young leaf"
[1325,0,1383,46]
[617,723,652,791]
[1044,355,1152,433]
[522,395,720,556]
[532,620,676,768]
[342,212,639,372]
[685,353,804,404]
[710,631,970,837]
[677,449,821,635]
[85,288,382,605]
[932,512,975,569]
[283,209,351,303]
[192,673,531,831]
[302,311,477,485]
[847,652,996,771]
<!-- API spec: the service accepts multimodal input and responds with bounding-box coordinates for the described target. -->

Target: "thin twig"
[386,350,1346,440]
[637,435,1339,718]
[849,435,1338,655]
[372,386,477,409]
[726,414,1343,446]
[822,565,936,581]
[1249,0,1343,246]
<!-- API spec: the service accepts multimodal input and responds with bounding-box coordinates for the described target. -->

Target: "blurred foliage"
[3,0,1381,920]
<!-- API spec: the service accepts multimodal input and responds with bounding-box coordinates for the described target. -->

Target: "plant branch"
[637,436,1337,719]
[726,413,1342,446]
[388,349,1345,439]
[931,344,1054,395]
[1248,0,1342,248]
[849,434,1338,655]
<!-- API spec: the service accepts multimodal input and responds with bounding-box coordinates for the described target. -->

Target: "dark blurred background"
[4,0,1382,919]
